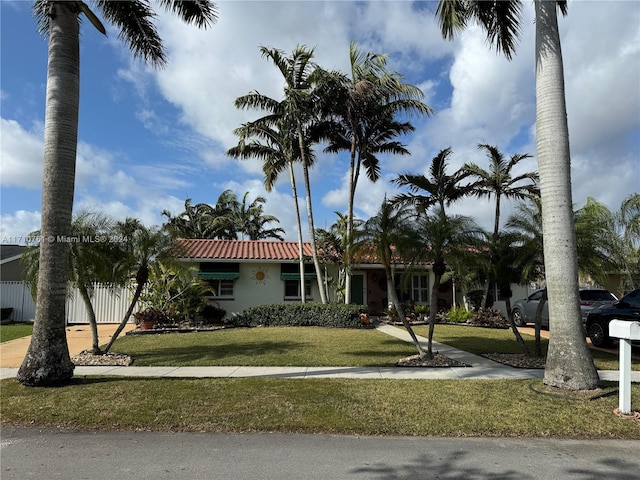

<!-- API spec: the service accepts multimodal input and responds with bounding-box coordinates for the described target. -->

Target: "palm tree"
[462,143,538,306]
[363,198,426,356]
[236,191,285,241]
[435,0,599,390]
[103,220,172,353]
[410,208,482,357]
[506,197,546,356]
[259,45,327,303]
[393,148,471,212]
[229,45,327,303]
[315,212,365,303]
[392,148,477,356]
[228,100,309,302]
[21,211,123,355]
[162,198,218,239]
[18,1,216,386]
[319,42,434,303]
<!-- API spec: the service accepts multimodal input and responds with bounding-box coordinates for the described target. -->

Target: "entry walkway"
[1,323,637,382]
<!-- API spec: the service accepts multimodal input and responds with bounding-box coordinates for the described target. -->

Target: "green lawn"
[111,327,415,366]
[3,324,639,438]
[0,322,33,343]
[1,377,638,438]
[110,324,639,371]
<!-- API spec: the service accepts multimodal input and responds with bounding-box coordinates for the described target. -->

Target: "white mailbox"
[609,320,640,340]
[609,320,640,416]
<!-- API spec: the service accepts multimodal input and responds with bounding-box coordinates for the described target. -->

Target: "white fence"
[0,281,139,324]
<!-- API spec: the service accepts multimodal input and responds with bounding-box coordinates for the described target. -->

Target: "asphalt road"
[1,427,639,480]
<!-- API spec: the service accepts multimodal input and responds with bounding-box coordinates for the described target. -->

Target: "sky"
[1,0,639,244]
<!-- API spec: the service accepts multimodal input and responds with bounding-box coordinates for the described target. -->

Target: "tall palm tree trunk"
[17,3,79,386]
[288,162,307,304]
[345,138,358,304]
[535,0,598,390]
[299,132,327,304]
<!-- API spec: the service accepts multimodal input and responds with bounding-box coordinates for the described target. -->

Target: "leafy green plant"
[414,305,429,316]
[231,303,366,328]
[140,262,215,325]
[445,306,474,323]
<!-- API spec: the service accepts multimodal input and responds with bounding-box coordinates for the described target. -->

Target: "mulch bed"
[72,350,133,366]
[481,353,547,369]
[396,353,471,368]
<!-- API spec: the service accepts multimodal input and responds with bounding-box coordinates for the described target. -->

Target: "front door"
[350,274,364,305]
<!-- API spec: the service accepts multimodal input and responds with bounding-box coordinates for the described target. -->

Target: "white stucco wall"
[210,262,331,317]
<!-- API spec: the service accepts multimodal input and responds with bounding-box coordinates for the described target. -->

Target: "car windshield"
[580,290,617,302]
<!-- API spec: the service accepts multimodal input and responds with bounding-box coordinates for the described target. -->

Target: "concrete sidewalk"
[1,322,637,382]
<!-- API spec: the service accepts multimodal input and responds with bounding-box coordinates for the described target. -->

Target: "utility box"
[609,320,640,416]
[609,320,640,340]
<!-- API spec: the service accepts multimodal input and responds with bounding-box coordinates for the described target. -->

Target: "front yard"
[2,324,638,438]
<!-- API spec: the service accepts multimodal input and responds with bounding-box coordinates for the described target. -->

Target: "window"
[281,263,314,300]
[206,279,234,298]
[284,279,312,300]
[412,274,429,303]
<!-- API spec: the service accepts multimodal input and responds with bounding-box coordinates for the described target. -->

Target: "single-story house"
[0,244,26,282]
[174,238,451,317]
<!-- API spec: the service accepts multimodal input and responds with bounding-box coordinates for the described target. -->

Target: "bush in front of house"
[445,305,474,324]
[467,307,509,329]
[229,303,367,328]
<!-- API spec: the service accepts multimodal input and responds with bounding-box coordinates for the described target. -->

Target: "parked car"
[585,289,640,347]
[511,288,618,328]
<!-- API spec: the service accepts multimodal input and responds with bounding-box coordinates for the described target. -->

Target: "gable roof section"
[175,239,314,261]
[0,245,26,264]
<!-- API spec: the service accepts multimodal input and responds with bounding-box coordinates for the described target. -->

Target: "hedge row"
[229,302,367,328]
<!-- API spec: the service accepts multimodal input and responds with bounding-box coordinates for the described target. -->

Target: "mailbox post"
[609,320,640,415]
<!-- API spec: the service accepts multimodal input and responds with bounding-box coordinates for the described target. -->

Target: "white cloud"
[0,210,41,240]
[0,119,44,189]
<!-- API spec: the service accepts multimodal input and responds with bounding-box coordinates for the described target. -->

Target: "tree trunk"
[427,272,441,358]
[288,161,306,304]
[344,134,358,304]
[386,269,425,357]
[78,282,101,354]
[534,291,546,357]
[300,150,327,304]
[103,281,144,354]
[17,3,79,386]
[535,0,599,390]
[505,296,529,355]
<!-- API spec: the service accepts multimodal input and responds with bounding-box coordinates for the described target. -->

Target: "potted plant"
[133,308,166,330]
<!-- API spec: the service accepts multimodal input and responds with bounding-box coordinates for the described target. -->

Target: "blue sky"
[1,1,639,243]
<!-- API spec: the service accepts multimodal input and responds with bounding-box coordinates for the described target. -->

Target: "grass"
[1,377,638,438]
[2,324,639,438]
[111,327,415,367]
[111,324,639,371]
[0,322,33,343]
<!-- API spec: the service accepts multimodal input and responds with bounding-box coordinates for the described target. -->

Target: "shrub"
[229,303,367,328]
[414,305,429,316]
[200,304,227,325]
[445,306,474,324]
[467,307,509,329]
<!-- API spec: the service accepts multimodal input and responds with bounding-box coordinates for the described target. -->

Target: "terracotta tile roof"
[174,239,314,261]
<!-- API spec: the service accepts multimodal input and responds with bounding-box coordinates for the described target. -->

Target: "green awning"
[280,273,316,280]
[198,272,240,280]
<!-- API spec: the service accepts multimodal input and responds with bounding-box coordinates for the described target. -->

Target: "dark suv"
[585,289,640,347]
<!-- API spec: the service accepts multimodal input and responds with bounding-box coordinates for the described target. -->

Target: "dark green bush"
[229,302,367,328]
[468,307,509,329]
